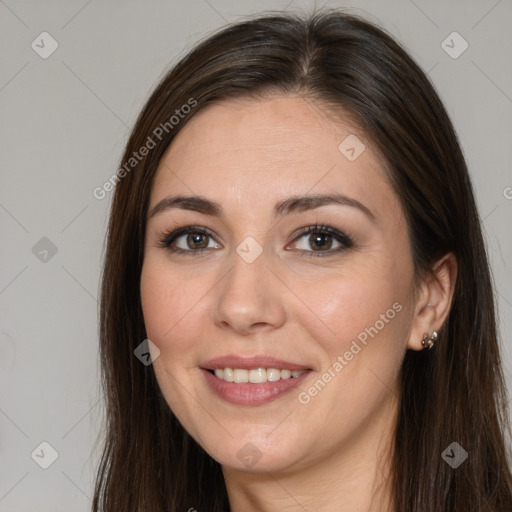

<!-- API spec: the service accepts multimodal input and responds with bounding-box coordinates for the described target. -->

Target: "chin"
[196,428,310,474]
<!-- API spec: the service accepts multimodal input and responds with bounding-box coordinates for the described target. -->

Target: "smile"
[200,355,312,405]
[211,367,306,383]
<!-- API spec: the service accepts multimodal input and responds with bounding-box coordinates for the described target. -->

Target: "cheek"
[140,261,205,428]
[292,265,411,426]
[140,260,204,353]
[140,265,171,342]
[293,262,408,358]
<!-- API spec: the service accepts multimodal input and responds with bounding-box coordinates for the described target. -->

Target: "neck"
[222,388,399,512]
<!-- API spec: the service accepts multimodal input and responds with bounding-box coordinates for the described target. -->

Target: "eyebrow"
[147,193,376,222]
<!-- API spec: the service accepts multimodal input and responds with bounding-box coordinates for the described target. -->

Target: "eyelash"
[156,224,354,258]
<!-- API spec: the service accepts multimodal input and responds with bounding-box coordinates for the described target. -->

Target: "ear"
[407,252,458,351]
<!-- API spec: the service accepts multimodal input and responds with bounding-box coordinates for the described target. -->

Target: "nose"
[212,246,287,336]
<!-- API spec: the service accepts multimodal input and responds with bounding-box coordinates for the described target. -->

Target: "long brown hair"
[93,9,512,511]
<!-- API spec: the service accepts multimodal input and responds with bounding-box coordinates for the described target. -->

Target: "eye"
[156,223,353,257]
[288,224,353,257]
[156,226,221,255]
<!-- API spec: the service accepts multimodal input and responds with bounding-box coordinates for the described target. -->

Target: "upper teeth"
[213,368,306,383]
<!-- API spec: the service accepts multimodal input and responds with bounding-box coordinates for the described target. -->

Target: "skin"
[140,95,457,511]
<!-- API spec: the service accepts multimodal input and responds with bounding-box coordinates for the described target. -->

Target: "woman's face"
[141,95,418,473]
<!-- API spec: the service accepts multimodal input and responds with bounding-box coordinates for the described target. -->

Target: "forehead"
[150,95,395,218]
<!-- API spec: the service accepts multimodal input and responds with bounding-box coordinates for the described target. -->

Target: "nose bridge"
[212,240,287,333]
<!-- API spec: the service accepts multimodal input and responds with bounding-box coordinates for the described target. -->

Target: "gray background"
[1,0,511,510]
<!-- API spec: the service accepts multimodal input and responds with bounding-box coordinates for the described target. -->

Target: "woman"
[93,9,512,511]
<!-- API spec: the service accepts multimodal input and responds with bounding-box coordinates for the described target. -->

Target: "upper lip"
[201,355,311,371]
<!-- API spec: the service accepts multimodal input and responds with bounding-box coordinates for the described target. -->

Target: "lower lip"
[201,369,311,406]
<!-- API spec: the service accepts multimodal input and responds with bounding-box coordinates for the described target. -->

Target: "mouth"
[200,355,313,406]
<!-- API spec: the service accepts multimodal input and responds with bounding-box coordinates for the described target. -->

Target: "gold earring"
[422,331,438,349]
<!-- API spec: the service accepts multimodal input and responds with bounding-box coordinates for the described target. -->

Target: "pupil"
[310,233,332,250]
[188,233,208,249]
